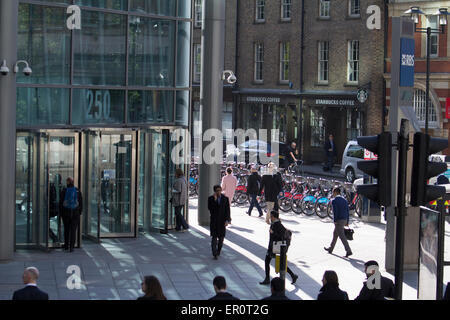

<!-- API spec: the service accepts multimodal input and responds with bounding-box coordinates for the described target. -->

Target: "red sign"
[364,149,378,160]
[446,98,450,119]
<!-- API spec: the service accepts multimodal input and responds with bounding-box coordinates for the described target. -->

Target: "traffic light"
[356,132,392,207]
[410,132,448,206]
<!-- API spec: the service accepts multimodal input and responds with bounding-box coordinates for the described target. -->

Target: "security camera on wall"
[222,70,237,85]
[14,60,32,77]
[0,60,9,76]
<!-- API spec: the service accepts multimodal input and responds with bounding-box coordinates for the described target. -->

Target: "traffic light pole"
[394,119,409,300]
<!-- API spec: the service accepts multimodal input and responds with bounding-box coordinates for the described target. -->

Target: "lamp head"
[404,6,424,24]
[435,8,449,26]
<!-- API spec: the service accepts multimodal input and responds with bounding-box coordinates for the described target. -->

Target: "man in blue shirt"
[324,187,352,257]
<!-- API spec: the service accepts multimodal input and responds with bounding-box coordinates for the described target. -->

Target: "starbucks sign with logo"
[357,88,369,104]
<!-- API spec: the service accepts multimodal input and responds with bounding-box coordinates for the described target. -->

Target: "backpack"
[283,227,292,247]
[63,187,79,210]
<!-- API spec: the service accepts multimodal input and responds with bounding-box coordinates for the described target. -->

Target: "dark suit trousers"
[211,236,224,257]
[174,205,189,230]
[264,253,295,280]
[62,210,80,250]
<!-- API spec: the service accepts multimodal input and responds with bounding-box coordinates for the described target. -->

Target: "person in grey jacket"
[171,168,189,231]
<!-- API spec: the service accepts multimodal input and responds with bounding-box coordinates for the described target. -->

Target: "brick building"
[191,0,387,165]
[385,0,450,155]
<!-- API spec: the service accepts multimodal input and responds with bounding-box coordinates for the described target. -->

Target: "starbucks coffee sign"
[315,99,355,106]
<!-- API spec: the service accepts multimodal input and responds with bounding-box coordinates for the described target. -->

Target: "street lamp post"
[404,7,449,135]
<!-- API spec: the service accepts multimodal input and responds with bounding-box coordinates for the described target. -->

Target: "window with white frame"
[280,42,290,82]
[413,89,438,128]
[194,0,202,28]
[281,0,292,20]
[349,0,360,17]
[256,0,265,22]
[193,44,201,83]
[310,108,325,147]
[318,41,329,83]
[254,42,264,82]
[347,40,359,83]
[427,15,439,57]
[319,0,330,18]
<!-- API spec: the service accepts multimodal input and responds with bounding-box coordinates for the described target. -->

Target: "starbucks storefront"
[13,1,192,250]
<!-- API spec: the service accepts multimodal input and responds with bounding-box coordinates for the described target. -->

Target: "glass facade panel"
[72,89,125,125]
[75,0,128,10]
[128,90,174,123]
[151,131,168,230]
[176,21,191,87]
[178,0,192,19]
[73,11,126,86]
[130,0,176,16]
[17,87,69,126]
[17,4,71,85]
[129,17,175,87]
[175,91,189,126]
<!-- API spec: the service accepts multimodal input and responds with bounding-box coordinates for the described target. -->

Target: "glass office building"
[14,0,192,249]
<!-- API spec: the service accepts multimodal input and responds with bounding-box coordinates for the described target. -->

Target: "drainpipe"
[233,0,240,132]
[298,0,305,159]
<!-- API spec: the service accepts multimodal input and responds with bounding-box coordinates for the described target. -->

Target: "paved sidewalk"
[1,198,448,300]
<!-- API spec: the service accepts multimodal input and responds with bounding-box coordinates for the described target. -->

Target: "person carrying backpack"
[59,177,83,252]
[260,210,298,285]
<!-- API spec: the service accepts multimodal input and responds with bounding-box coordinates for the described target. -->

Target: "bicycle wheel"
[278,197,292,212]
[291,198,303,215]
[301,198,316,216]
[327,202,333,219]
[234,191,249,205]
[315,199,329,219]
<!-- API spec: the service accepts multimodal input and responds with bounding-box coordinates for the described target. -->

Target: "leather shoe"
[345,251,353,258]
[213,255,218,260]
[291,274,298,284]
[259,278,270,285]
[258,213,263,217]
[324,247,332,254]
[247,212,251,216]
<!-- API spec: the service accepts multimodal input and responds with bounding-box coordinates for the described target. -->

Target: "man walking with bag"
[60,177,82,252]
[260,162,282,224]
[260,211,298,285]
[324,187,353,257]
[208,185,231,260]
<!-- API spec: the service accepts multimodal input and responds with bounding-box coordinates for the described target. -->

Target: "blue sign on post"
[400,38,415,87]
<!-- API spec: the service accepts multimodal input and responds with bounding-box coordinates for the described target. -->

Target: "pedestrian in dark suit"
[208,185,231,260]
[137,275,167,300]
[12,267,49,300]
[317,270,349,300]
[355,260,395,300]
[324,134,337,172]
[59,177,83,252]
[261,277,290,300]
[260,211,298,285]
[247,167,263,217]
[208,276,240,300]
[324,187,352,257]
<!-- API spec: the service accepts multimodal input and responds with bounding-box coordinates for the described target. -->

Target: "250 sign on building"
[85,90,111,121]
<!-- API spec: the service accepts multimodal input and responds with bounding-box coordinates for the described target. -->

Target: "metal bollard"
[280,243,287,292]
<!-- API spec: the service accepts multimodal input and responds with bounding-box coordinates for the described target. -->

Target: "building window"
[347,109,362,141]
[347,40,359,83]
[319,0,330,18]
[413,89,438,128]
[256,0,265,22]
[280,42,290,82]
[310,108,325,147]
[318,41,329,83]
[254,42,264,82]
[281,0,292,20]
[194,0,202,28]
[193,44,201,83]
[349,0,360,17]
[427,16,439,57]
